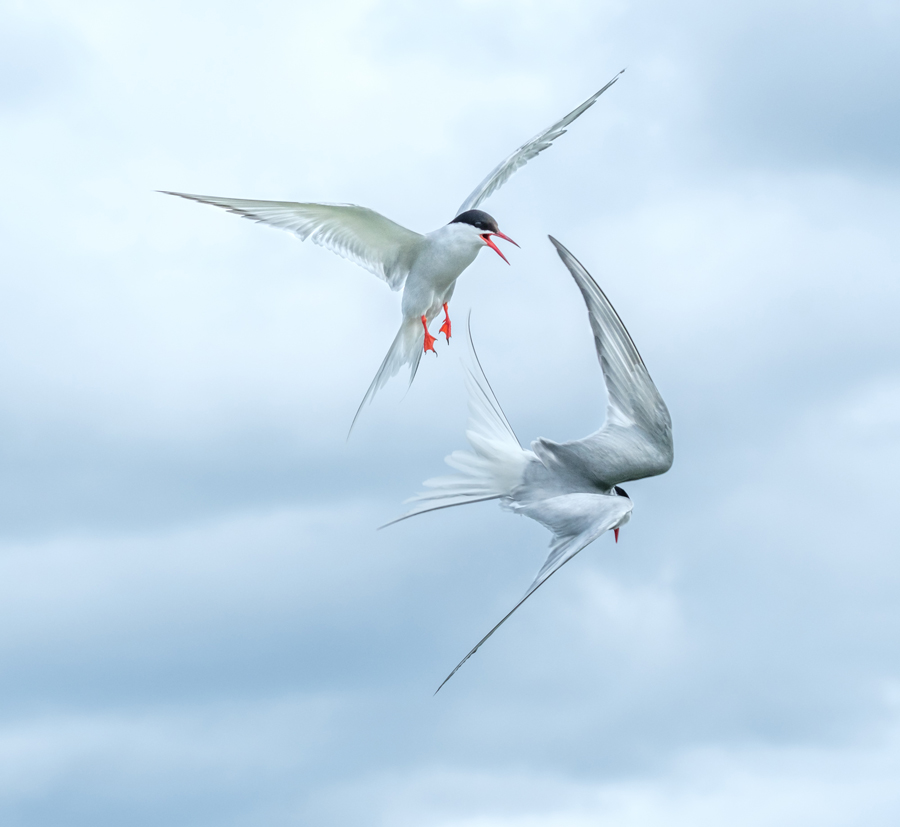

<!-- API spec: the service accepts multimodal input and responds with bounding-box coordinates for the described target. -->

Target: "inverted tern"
[162,71,623,429]
[387,237,674,692]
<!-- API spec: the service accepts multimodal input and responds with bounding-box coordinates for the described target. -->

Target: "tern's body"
[390,237,674,691]
[163,71,624,428]
[401,222,481,321]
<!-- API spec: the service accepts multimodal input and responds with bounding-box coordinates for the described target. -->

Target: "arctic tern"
[387,237,674,692]
[163,71,623,429]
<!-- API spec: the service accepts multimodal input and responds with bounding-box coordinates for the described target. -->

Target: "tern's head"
[614,485,630,499]
[450,209,519,264]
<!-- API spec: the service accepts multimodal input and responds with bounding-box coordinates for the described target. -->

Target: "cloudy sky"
[1,0,899,824]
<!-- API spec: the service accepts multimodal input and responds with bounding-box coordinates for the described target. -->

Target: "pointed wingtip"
[346,402,364,440]
[547,235,579,268]
[347,395,367,440]
[434,659,466,695]
[377,512,409,531]
[593,68,626,96]
[547,235,567,256]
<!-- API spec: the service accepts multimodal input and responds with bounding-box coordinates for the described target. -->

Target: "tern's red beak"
[481,231,519,265]
[614,527,619,543]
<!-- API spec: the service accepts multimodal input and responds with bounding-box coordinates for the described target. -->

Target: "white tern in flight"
[387,236,673,692]
[163,72,623,429]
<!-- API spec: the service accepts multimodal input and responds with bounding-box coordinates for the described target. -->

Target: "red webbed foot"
[421,315,437,354]
[439,302,451,343]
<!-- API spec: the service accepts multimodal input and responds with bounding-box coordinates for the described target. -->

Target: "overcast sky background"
[1,0,899,824]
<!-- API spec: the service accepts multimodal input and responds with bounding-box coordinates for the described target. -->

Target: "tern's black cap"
[450,209,499,234]
[614,486,630,499]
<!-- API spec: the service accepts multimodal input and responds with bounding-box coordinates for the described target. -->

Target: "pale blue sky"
[1,1,899,825]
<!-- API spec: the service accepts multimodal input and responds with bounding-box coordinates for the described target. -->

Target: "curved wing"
[162,192,424,291]
[435,492,631,694]
[456,70,624,216]
[534,237,673,487]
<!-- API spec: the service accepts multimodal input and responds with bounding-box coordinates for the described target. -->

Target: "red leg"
[439,303,451,342]
[421,315,437,354]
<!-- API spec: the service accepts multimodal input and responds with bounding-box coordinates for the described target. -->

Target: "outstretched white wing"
[162,192,424,291]
[531,237,673,488]
[455,70,624,216]
[435,492,631,694]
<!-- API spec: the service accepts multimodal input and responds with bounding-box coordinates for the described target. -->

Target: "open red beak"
[614,527,619,543]
[481,231,519,265]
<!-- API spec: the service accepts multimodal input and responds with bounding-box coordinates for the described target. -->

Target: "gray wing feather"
[538,237,673,486]
[456,70,624,216]
[162,192,423,291]
[435,492,631,694]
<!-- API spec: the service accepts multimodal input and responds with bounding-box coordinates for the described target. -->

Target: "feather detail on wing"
[162,192,423,290]
[434,492,631,694]
[542,237,674,483]
[456,70,624,216]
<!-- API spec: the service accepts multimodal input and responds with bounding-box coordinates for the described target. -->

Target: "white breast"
[401,223,483,319]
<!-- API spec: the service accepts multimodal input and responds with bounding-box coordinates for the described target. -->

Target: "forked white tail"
[384,322,532,524]
[349,317,426,435]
